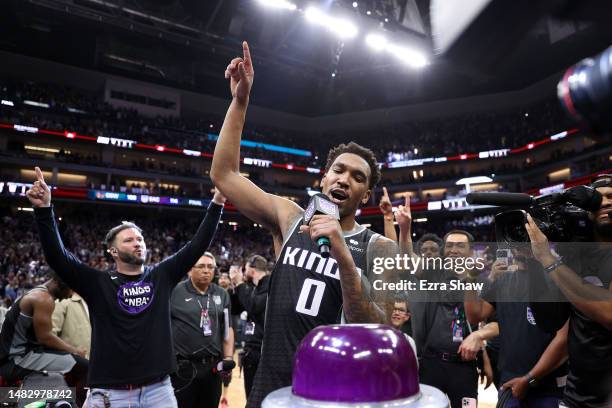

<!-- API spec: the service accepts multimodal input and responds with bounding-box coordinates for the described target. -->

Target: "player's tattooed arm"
[340,235,400,324]
[338,256,387,324]
[367,235,402,324]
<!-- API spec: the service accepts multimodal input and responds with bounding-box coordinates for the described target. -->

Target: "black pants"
[171,359,221,408]
[242,348,261,399]
[420,356,478,408]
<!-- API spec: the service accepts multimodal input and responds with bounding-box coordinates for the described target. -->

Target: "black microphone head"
[304,193,339,224]
[466,192,534,207]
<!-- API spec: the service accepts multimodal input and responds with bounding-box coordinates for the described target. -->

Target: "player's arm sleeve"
[159,201,223,285]
[34,207,97,296]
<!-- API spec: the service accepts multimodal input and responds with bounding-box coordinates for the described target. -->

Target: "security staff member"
[170,251,234,408]
[235,254,270,398]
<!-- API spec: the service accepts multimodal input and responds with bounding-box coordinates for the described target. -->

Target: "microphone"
[303,193,340,258]
[466,192,534,207]
[213,359,236,373]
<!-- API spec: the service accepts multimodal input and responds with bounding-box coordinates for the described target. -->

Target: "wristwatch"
[526,373,538,388]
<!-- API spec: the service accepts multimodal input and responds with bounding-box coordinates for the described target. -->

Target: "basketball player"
[0,272,88,405]
[210,41,398,407]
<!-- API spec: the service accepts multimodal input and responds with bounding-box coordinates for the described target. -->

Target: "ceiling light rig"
[255,0,429,71]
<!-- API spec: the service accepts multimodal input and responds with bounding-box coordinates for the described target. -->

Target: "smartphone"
[496,249,512,266]
[462,397,477,407]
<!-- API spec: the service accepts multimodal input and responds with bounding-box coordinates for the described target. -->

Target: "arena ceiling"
[1,0,612,116]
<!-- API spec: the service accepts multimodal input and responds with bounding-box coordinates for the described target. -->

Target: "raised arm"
[27,167,97,295]
[379,187,397,243]
[395,193,414,257]
[526,214,612,330]
[160,189,226,285]
[209,41,301,242]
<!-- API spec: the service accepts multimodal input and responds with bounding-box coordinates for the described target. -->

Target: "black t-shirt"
[413,270,480,354]
[481,269,567,394]
[246,217,381,408]
[34,204,222,387]
[562,247,612,408]
[170,281,231,359]
[236,275,270,350]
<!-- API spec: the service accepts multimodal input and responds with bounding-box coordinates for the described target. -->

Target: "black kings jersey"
[246,216,379,408]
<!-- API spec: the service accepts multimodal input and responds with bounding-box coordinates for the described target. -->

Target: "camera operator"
[526,175,612,408]
[464,250,569,407]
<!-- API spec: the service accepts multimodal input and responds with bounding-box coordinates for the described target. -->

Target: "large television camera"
[431,0,612,133]
[466,185,602,243]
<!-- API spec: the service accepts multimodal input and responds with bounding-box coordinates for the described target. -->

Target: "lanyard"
[451,305,465,339]
[196,295,210,313]
[197,292,214,336]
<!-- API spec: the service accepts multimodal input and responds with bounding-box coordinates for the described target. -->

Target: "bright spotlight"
[305,7,358,39]
[365,33,388,51]
[352,2,358,7]
[387,44,428,68]
[305,6,324,22]
[333,19,358,39]
[257,0,296,11]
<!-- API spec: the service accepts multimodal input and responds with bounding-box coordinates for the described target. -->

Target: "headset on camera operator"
[527,175,612,408]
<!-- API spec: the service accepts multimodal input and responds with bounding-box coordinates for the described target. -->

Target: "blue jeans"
[86,376,177,408]
[498,389,560,408]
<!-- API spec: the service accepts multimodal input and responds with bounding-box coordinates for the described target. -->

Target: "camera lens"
[506,223,528,243]
[557,45,612,132]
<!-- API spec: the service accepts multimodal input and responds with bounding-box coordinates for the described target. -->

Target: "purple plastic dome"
[292,324,420,403]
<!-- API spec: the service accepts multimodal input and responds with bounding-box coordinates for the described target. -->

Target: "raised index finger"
[243,41,252,67]
[404,193,410,207]
[382,186,389,199]
[34,167,46,184]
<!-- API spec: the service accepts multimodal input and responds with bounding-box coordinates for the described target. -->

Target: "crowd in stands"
[0,202,501,308]
[1,78,575,169]
[0,209,274,303]
[329,99,569,164]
